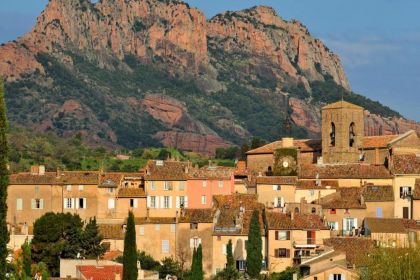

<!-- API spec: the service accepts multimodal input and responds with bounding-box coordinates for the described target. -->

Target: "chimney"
[31,165,45,175]
[184,166,189,174]
[282,137,294,148]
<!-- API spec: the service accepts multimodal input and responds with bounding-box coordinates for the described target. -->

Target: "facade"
[255,176,297,208]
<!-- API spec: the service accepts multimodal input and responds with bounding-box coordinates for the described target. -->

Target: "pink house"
[187,166,235,208]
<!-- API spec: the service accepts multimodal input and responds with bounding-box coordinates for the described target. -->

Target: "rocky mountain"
[0,0,418,155]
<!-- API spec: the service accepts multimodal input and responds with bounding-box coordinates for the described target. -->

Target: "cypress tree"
[246,210,262,279]
[226,239,234,268]
[22,239,32,276]
[190,247,197,277]
[0,78,9,278]
[191,244,203,280]
[123,211,138,280]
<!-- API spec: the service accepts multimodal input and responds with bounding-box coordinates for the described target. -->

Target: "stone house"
[255,176,297,208]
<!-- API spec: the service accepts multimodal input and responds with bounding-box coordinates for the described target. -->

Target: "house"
[323,237,375,268]
[413,179,420,220]
[317,188,366,236]
[187,165,235,208]
[255,176,297,208]
[59,259,122,279]
[362,184,394,218]
[363,217,420,247]
[211,194,266,275]
[294,180,338,204]
[265,211,330,273]
[76,265,123,280]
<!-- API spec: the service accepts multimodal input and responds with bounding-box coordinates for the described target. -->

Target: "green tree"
[0,78,9,278]
[250,137,265,149]
[81,217,106,259]
[214,239,239,280]
[246,210,262,278]
[137,251,160,270]
[21,239,32,276]
[159,257,182,279]
[226,239,234,268]
[123,211,138,280]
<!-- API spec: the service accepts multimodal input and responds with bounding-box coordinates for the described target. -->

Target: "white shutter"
[16,199,23,210]
[108,199,115,209]
[133,199,138,208]
[160,196,164,209]
[83,198,87,209]
[147,196,151,208]
[274,197,278,207]
[222,244,227,255]
[31,199,36,210]
[169,197,173,209]
[342,274,346,280]
[75,198,80,209]
[40,199,44,209]
[185,196,189,208]
[354,218,358,229]
[272,185,277,191]
[343,218,347,231]
[63,198,67,209]
[280,197,285,208]
[176,196,180,209]
[190,238,194,248]
[329,275,334,280]
[71,198,75,209]
[139,226,145,236]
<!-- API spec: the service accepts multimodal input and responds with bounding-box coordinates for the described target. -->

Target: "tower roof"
[322,100,363,110]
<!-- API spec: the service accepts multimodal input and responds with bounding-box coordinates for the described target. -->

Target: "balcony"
[293,238,320,248]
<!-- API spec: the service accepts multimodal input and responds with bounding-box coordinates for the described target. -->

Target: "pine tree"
[123,211,138,280]
[0,78,9,278]
[246,210,262,279]
[82,217,106,259]
[21,239,32,276]
[227,239,234,268]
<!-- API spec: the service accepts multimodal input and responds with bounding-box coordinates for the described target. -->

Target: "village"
[6,100,420,279]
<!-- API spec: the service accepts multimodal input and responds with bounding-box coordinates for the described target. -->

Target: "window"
[349,122,356,147]
[162,240,169,253]
[108,199,115,209]
[201,195,207,205]
[164,181,172,191]
[222,244,227,255]
[163,196,170,208]
[179,181,186,191]
[274,248,290,258]
[376,207,382,218]
[275,230,290,240]
[329,274,343,280]
[151,181,156,191]
[35,186,40,194]
[202,181,207,188]
[179,196,185,208]
[330,122,336,147]
[236,260,246,271]
[108,188,114,193]
[327,221,339,231]
[311,207,316,214]
[307,231,316,244]
[78,198,87,209]
[155,224,160,231]
[31,199,43,209]
[150,196,156,208]
[16,198,23,211]
[190,223,198,230]
[218,181,224,188]
[400,186,412,198]
[403,207,409,219]
[64,198,73,209]
[130,199,138,208]
[139,226,145,236]
[66,185,72,191]
[170,224,176,233]
[190,237,201,249]
[272,185,281,191]
[78,185,84,191]
[309,189,315,196]
[330,208,336,214]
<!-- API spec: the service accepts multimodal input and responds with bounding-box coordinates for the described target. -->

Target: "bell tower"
[321,101,364,164]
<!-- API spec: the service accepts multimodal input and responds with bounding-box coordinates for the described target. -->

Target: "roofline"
[388,130,416,147]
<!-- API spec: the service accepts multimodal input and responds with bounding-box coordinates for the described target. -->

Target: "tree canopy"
[246,210,263,278]
[123,211,138,280]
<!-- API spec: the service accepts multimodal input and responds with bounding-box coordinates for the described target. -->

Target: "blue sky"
[1,0,419,121]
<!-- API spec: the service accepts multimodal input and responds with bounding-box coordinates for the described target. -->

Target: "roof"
[299,164,392,179]
[255,176,297,185]
[77,265,122,280]
[391,153,420,175]
[102,250,123,261]
[266,212,329,230]
[234,161,249,176]
[246,139,321,155]
[98,224,124,240]
[179,209,214,223]
[362,185,394,202]
[317,188,365,209]
[99,173,123,188]
[296,180,339,189]
[117,188,146,198]
[322,100,363,110]
[362,135,398,149]
[324,237,375,266]
[364,218,420,234]
[134,217,176,224]
[144,160,190,181]
[9,171,100,185]
[189,165,234,180]
[413,179,420,199]
[213,194,265,236]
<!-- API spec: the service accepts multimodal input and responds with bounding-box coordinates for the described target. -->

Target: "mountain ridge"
[0,0,419,155]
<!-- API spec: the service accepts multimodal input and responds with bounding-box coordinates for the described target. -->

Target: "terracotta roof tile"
[413,179,420,199]
[117,188,146,198]
[134,217,176,224]
[99,173,123,188]
[9,171,100,185]
[98,224,124,240]
[101,250,123,261]
[299,164,392,179]
[391,154,420,175]
[189,165,234,180]
[9,172,60,185]
[296,180,339,189]
[144,160,190,181]
[324,237,375,266]
[362,135,398,149]
[77,265,123,280]
[362,185,394,202]
[255,176,297,185]
[60,171,99,185]
[364,218,420,234]
[266,212,328,230]
[322,101,363,110]
[235,161,249,176]
[179,209,214,223]
[246,139,322,154]
[317,188,365,209]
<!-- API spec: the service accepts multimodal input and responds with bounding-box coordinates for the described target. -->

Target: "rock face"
[0,0,418,155]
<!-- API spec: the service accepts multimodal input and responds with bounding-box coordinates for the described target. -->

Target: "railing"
[293,238,320,247]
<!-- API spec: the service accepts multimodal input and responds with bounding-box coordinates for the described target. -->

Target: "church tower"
[321,101,364,164]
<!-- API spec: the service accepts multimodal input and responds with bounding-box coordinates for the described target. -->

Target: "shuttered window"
[16,198,23,211]
[162,240,170,253]
[274,248,290,258]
